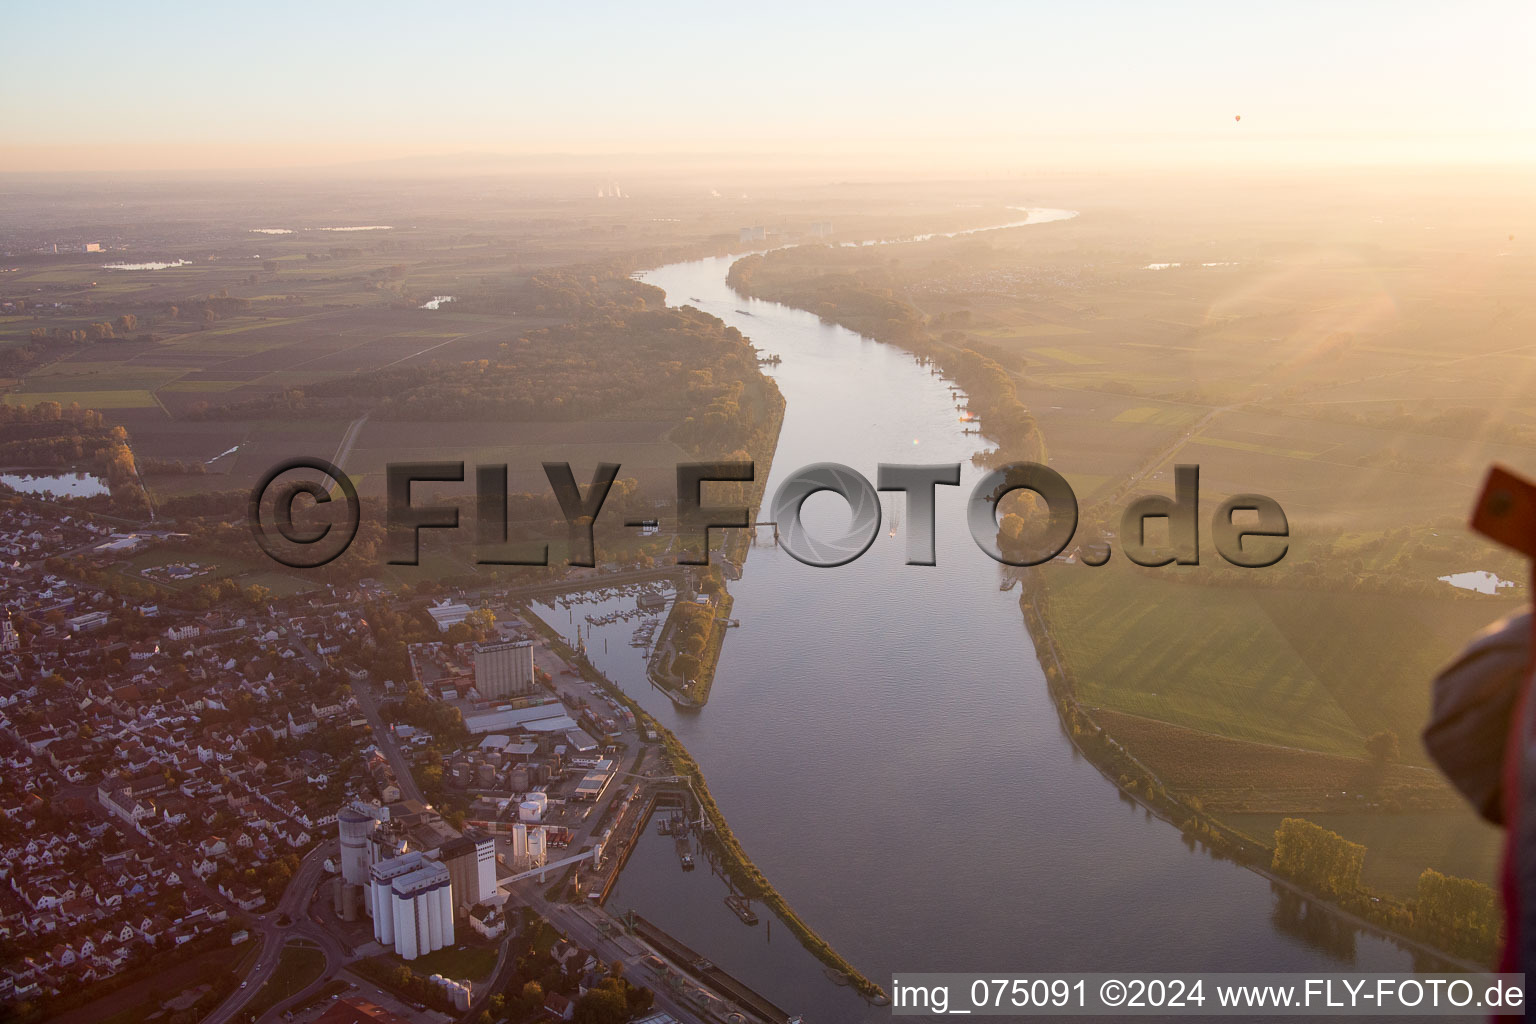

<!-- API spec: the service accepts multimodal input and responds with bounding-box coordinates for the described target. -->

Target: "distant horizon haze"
[4,0,1533,174]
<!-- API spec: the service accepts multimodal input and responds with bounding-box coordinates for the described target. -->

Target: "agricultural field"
[0,184,838,511]
[1086,708,1457,811]
[2,388,159,409]
[5,305,553,415]
[335,418,693,498]
[1085,704,1508,893]
[1042,565,1521,764]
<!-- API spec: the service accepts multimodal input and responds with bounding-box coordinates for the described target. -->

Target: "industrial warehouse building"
[462,698,575,736]
[472,638,535,699]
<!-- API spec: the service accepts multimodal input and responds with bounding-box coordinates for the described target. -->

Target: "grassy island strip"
[647,345,784,706]
[520,610,888,1002]
[647,585,734,705]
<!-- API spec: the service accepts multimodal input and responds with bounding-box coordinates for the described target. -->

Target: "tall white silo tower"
[337,805,375,886]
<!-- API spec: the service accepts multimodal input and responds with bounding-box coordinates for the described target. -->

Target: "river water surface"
[533,213,1421,1021]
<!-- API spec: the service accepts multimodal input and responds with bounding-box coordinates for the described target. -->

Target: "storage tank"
[337,806,375,886]
[340,883,363,922]
[374,880,395,945]
[475,762,496,788]
[527,826,547,865]
[426,888,442,952]
[507,766,530,792]
[437,884,455,943]
[528,792,549,812]
[518,800,542,823]
[416,900,431,956]
[392,891,416,960]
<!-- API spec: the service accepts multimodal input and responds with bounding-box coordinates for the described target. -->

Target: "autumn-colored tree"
[1413,868,1499,961]
[1272,818,1366,898]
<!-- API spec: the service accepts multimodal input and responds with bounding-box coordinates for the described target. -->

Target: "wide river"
[533,212,1421,1021]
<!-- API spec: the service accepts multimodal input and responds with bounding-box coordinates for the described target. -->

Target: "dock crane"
[616,770,711,831]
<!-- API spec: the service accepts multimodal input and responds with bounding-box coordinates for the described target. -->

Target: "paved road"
[330,413,371,477]
[350,686,424,805]
[347,669,426,805]
[284,625,424,804]
[375,321,513,373]
[203,842,338,1024]
[1114,402,1232,497]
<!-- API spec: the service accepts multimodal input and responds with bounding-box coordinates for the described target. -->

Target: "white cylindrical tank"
[426,889,442,951]
[518,800,542,823]
[528,792,548,812]
[393,892,416,960]
[375,883,394,945]
[512,823,528,861]
[439,886,455,944]
[452,982,471,1011]
[528,826,546,865]
[417,893,433,954]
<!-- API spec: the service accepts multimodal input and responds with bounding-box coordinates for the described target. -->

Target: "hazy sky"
[5,0,1533,172]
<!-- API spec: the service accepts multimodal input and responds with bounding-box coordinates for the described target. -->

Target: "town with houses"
[0,497,800,1024]
[0,507,361,1008]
